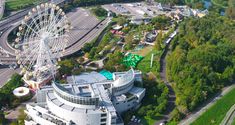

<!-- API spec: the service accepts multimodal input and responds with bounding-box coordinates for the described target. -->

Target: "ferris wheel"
[15,3,70,78]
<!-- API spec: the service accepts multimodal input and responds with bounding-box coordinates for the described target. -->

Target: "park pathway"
[154,30,177,125]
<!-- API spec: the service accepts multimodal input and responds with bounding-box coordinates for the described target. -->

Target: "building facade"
[25,69,145,125]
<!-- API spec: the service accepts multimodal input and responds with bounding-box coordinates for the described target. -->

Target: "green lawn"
[192,87,235,125]
[5,0,43,11]
[137,49,162,76]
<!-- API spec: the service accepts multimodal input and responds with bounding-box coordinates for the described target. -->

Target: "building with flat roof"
[24,69,145,125]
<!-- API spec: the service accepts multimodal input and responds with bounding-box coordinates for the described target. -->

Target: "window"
[101,118,106,122]
[101,114,107,117]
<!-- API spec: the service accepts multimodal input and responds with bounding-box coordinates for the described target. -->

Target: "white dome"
[13,87,30,97]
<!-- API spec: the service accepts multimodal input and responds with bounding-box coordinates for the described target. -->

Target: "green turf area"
[5,0,42,11]
[192,87,235,125]
[137,50,162,75]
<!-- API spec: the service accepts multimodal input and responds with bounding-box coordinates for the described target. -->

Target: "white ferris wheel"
[15,3,70,80]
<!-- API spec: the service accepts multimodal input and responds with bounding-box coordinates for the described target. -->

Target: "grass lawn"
[192,87,235,125]
[133,46,153,57]
[5,0,40,11]
[137,49,162,76]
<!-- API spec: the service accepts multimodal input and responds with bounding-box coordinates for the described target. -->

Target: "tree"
[58,59,77,75]
[0,110,6,125]
[104,51,127,71]
[91,6,108,18]
[89,47,97,59]
[82,43,93,52]
[166,14,235,120]
[17,108,26,125]
[116,16,127,26]
[154,31,163,51]
[151,16,171,30]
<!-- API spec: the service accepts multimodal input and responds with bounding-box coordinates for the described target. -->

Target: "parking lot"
[102,2,166,18]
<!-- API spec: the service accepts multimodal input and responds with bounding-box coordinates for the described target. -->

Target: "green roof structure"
[123,53,143,68]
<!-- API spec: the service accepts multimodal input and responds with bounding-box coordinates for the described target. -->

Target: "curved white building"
[25,69,145,125]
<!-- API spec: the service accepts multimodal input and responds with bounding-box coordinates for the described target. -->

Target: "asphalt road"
[0,26,17,56]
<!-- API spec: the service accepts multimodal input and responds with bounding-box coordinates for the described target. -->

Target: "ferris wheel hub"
[41,32,50,41]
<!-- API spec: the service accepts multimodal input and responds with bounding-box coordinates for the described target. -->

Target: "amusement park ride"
[14,3,70,89]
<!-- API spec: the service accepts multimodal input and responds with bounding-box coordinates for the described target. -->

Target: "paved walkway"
[155,29,178,125]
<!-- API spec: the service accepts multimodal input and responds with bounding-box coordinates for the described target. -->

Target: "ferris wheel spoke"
[24,23,40,37]
[48,34,68,40]
[37,8,44,30]
[20,42,40,56]
[23,47,39,62]
[20,51,38,64]
[51,33,67,49]
[46,9,64,33]
[47,8,55,31]
[30,16,42,33]
[48,17,66,32]
[17,41,40,49]
[20,51,38,67]
[28,52,40,70]
[51,26,67,36]
[52,40,64,53]
[43,4,48,32]
[46,8,58,31]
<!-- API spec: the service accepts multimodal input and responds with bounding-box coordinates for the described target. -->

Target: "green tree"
[0,110,6,125]
[166,14,235,121]
[58,59,77,75]
[91,6,107,18]
[154,31,163,51]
